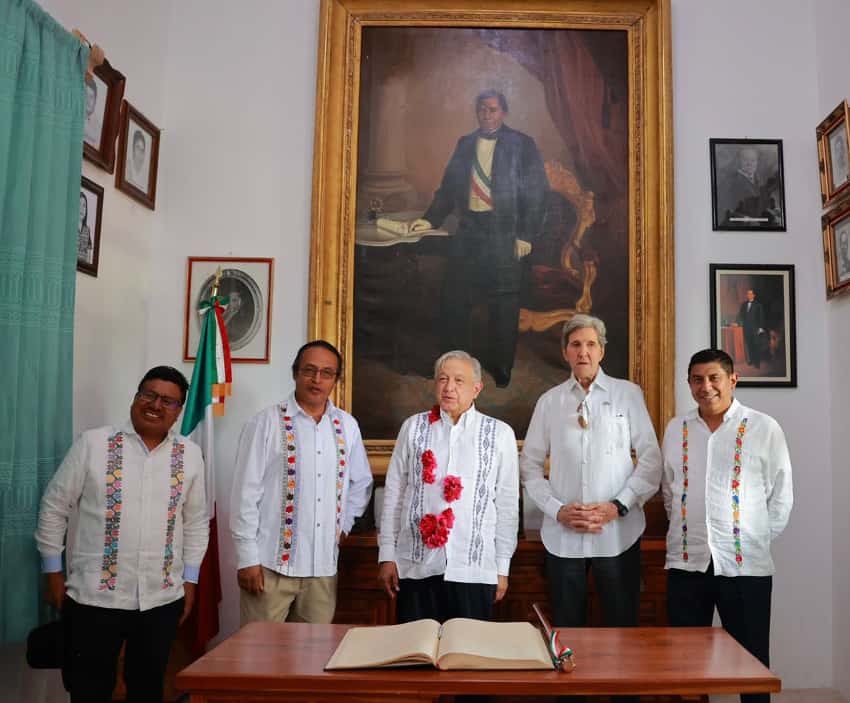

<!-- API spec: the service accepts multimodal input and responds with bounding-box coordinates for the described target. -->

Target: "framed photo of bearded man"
[308,0,675,471]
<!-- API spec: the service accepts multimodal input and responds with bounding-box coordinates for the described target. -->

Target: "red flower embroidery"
[442,475,463,502]
[421,450,437,484]
[440,507,455,529]
[428,405,441,424]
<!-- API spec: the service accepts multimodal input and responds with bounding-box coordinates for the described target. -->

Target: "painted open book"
[325,618,553,670]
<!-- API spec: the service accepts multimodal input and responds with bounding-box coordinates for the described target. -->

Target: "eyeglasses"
[298,365,339,380]
[136,389,183,410]
[577,400,589,429]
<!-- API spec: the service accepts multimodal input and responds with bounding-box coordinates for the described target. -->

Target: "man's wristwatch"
[611,499,629,517]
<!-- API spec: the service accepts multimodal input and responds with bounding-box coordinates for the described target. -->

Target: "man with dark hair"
[661,349,793,703]
[231,339,372,625]
[409,89,548,388]
[36,366,208,703]
[736,288,766,368]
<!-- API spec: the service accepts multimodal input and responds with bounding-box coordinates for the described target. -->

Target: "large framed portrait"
[115,101,161,209]
[77,176,104,277]
[821,197,850,299]
[83,59,126,173]
[709,138,786,231]
[309,0,674,468]
[816,100,850,210]
[709,264,796,388]
[183,257,274,363]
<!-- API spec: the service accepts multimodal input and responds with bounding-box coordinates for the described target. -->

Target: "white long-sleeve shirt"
[379,405,519,584]
[230,395,373,577]
[35,423,208,611]
[520,368,662,558]
[661,399,793,576]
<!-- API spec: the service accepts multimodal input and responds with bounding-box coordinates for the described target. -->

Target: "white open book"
[325,618,553,671]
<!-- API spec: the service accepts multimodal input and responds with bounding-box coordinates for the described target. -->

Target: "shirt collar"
[122,419,177,453]
[287,392,335,420]
[565,366,609,394]
[688,397,742,426]
[440,402,478,429]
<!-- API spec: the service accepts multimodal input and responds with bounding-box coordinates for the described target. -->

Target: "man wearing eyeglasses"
[35,366,209,703]
[520,315,661,702]
[231,340,373,625]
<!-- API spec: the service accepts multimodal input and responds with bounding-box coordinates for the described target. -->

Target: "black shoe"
[492,367,511,388]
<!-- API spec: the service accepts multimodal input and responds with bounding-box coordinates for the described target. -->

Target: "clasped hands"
[556,502,618,533]
[408,219,531,261]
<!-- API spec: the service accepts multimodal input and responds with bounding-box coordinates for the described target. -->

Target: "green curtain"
[0,0,87,642]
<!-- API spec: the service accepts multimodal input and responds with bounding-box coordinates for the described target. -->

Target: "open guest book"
[325,618,553,670]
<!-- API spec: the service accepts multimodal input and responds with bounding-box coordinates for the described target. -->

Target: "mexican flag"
[180,294,232,654]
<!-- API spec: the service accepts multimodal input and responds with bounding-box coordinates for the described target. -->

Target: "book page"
[325,619,441,669]
[436,619,553,670]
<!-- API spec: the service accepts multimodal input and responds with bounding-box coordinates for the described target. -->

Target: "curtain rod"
[71,29,105,81]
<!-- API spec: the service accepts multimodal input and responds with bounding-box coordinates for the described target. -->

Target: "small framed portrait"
[821,198,850,299]
[183,257,274,363]
[77,176,104,277]
[83,59,126,173]
[816,100,850,209]
[710,139,786,231]
[709,264,796,387]
[115,101,161,209]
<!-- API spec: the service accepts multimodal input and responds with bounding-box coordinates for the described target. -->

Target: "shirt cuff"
[496,558,511,576]
[234,540,260,570]
[183,565,200,584]
[378,544,396,563]
[41,554,63,573]
[615,487,637,510]
[544,496,564,520]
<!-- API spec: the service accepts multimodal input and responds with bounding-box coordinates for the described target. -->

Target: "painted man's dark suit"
[737,299,765,368]
[422,125,547,386]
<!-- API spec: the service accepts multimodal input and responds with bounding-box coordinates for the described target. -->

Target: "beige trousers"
[239,567,337,625]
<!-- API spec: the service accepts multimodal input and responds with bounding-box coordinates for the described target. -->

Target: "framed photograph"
[821,197,850,299]
[183,257,274,363]
[308,0,674,468]
[115,101,161,209]
[83,59,126,173]
[77,176,104,277]
[816,100,850,209]
[709,138,786,231]
[709,264,796,387]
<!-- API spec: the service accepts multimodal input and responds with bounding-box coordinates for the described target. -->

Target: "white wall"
[6,0,845,697]
[811,1,850,699]
[672,0,831,690]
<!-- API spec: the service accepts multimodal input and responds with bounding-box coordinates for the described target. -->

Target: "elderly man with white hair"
[520,314,661,700]
[378,350,519,623]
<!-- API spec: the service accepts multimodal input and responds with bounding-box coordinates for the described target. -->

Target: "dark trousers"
[63,596,183,703]
[667,563,772,703]
[547,539,641,703]
[396,575,497,624]
[440,211,521,385]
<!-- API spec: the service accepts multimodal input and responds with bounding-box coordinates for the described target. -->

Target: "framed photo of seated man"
[710,138,787,232]
[308,0,675,468]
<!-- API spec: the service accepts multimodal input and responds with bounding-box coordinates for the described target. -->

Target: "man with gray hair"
[378,350,519,623]
[520,315,661,701]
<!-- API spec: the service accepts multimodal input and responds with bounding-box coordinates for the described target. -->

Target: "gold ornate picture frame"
[817,100,850,210]
[309,0,674,472]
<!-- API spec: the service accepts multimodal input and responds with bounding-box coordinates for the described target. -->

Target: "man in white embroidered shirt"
[35,366,208,703]
[520,314,661,703]
[378,350,519,623]
[662,349,793,703]
[231,340,373,625]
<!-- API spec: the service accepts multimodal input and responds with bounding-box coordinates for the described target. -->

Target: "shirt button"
[318,473,322,477]
[318,498,321,502]
[317,523,321,527]
[317,450,322,454]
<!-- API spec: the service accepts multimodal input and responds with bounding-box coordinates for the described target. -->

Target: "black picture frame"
[709,264,796,387]
[78,176,104,277]
[709,138,786,231]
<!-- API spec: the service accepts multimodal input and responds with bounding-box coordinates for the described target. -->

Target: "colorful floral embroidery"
[99,432,124,591]
[277,403,347,566]
[732,418,748,567]
[161,440,185,588]
[428,405,441,424]
[681,420,689,562]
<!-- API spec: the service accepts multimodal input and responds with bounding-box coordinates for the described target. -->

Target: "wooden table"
[175,622,780,702]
